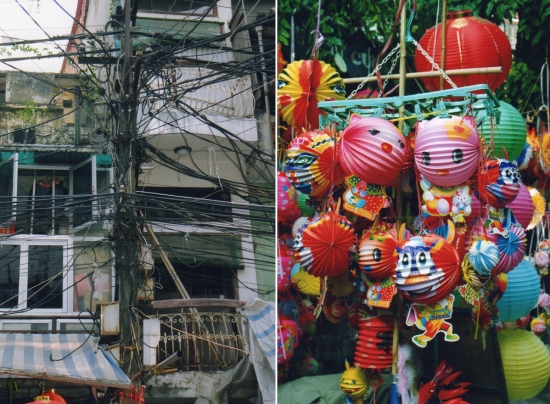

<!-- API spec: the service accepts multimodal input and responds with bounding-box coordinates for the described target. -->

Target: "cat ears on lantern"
[344,358,351,370]
[397,220,455,244]
[349,113,363,126]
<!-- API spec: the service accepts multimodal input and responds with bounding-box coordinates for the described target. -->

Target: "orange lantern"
[414,10,512,92]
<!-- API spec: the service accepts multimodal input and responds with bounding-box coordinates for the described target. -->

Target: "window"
[137,187,231,225]
[0,154,99,235]
[139,0,216,15]
[0,320,51,331]
[0,239,69,312]
[0,240,113,315]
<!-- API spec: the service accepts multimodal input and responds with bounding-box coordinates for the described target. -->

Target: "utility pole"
[112,0,141,397]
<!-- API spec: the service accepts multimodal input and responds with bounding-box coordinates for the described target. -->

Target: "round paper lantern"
[358,230,398,279]
[393,231,461,305]
[414,116,480,186]
[278,59,345,131]
[498,329,550,400]
[414,10,512,92]
[354,316,393,370]
[506,183,534,229]
[477,101,527,161]
[339,115,407,185]
[297,192,315,216]
[294,210,356,277]
[535,251,549,269]
[292,267,320,295]
[292,217,310,238]
[496,259,540,322]
[277,317,300,365]
[285,130,346,196]
[277,172,301,224]
[277,255,294,293]
[475,158,522,208]
[489,224,526,274]
[468,239,500,276]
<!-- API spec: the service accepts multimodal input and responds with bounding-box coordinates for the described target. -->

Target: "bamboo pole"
[439,0,448,90]
[391,5,407,404]
[342,66,502,84]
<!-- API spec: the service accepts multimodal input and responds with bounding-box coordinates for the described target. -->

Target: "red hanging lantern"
[414,10,512,92]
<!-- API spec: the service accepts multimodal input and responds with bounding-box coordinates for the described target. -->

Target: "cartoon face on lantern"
[285,131,345,197]
[340,360,369,399]
[414,116,480,187]
[393,224,460,305]
[476,159,522,208]
[358,230,398,279]
[338,115,408,185]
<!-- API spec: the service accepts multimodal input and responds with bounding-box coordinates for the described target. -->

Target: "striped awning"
[0,333,132,390]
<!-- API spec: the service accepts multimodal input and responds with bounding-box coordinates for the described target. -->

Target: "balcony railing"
[148,299,248,371]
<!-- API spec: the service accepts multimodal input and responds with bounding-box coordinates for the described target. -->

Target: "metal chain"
[413,39,458,89]
[378,49,400,98]
[346,43,401,100]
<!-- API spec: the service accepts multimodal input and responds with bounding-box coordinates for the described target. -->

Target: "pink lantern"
[339,115,407,185]
[506,183,534,229]
[277,255,294,293]
[277,171,302,224]
[489,224,527,274]
[415,116,480,186]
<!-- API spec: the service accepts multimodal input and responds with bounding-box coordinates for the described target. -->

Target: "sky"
[0,0,76,72]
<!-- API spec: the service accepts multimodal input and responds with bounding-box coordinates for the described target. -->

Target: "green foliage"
[16,100,42,128]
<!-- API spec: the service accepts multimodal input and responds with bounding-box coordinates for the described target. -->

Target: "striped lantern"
[414,116,480,186]
[506,183,534,229]
[496,259,540,322]
[498,329,550,400]
[339,115,407,185]
[414,10,512,92]
[477,101,527,161]
[354,316,393,370]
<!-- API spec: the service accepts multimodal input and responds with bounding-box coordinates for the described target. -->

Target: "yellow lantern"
[498,329,550,400]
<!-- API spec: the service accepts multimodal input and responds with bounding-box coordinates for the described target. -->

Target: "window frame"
[0,236,72,314]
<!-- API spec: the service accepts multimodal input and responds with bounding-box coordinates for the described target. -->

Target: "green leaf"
[334,52,347,73]
[281,19,291,29]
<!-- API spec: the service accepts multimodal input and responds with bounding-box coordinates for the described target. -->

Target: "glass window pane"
[71,162,93,228]
[2,322,49,331]
[0,245,20,308]
[27,245,64,309]
[59,322,98,333]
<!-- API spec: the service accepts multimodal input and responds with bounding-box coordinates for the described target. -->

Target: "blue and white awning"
[0,333,132,389]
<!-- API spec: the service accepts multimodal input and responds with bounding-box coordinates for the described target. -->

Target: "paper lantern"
[498,329,550,400]
[277,317,300,365]
[39,390,66,404]
[393,227,461,305]
[285,130,346,196]
[297,192,315,216]
[339,115,407,185]
[277,255,294,293]
[528,187,546,230]
[277,172,301,224]
[294,210,356,277]
[475,158,522,208]
[278,59,345,131]
[354,316,393,370]
[414,116,480,186]
[496,259,540,322]
[477,101,527,161]
[414,10,512,92]
[292,267,320,295]
[489,224,526,274]
[358,230,398,279]
[468,239,500,276]
[506,183,534,229]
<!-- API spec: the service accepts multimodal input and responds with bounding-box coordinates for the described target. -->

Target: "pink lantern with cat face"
[506,183,534,229]
[338,115,407,185]
[415,116,480,186]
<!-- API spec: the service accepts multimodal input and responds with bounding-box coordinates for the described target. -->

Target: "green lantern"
[477,101,526,161]
[498,329,550,400]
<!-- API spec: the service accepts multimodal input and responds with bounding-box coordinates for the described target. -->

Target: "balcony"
[146,299,247,372]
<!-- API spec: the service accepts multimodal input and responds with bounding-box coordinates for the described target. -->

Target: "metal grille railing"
[150,310,248,371]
